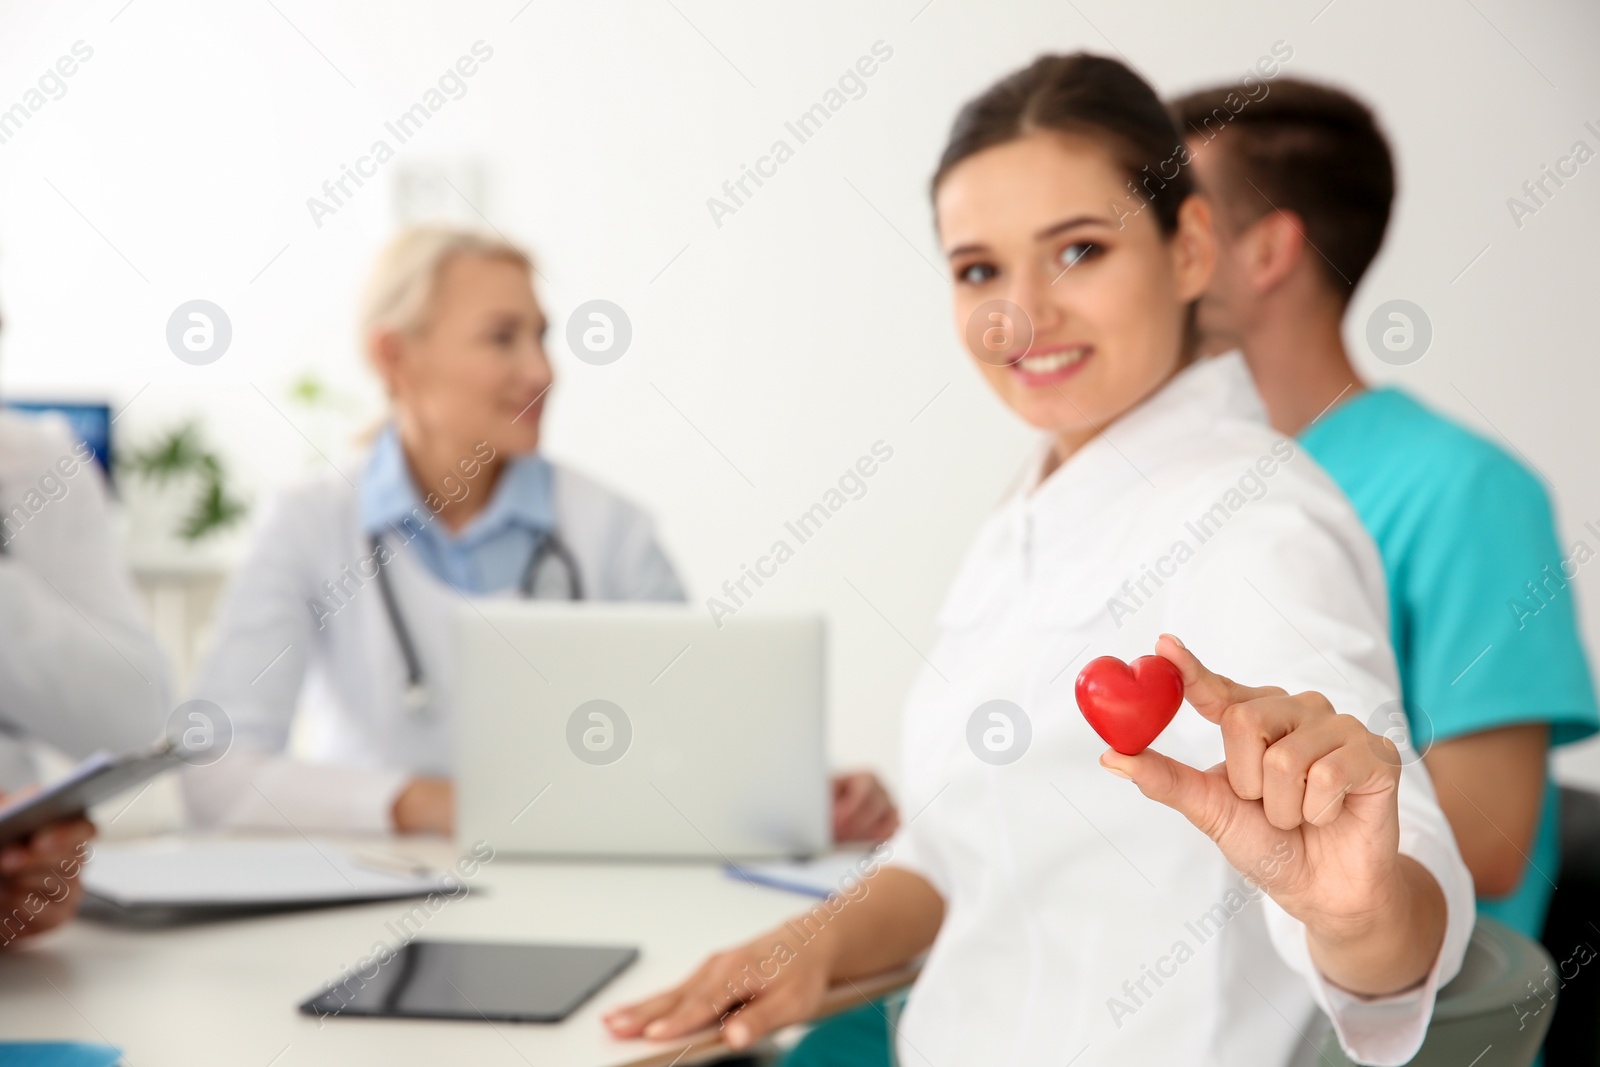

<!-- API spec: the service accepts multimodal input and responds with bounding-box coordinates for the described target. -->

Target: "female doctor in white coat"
[186,228,897,840]
[608,55,1473,1067]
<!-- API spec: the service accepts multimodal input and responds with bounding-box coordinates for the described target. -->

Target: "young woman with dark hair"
[606,53,1473,1066]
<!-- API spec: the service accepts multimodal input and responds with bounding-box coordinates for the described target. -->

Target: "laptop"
[454,603,830,860]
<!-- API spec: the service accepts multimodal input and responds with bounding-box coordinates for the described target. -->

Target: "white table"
[0,836,913,1066]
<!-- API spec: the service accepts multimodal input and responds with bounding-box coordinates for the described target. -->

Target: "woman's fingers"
[830,774,868,840]
[11,894,77,937]
[29,818,94,860]
[642,986,733,1041]
[1309,719,1400,819]
[604,959,726,1040]
[0,817,93,877]
[853,792,891,836]
[1118,666,1397,837]
[831,773,899,844]
[603,987,686,1038]
[611,952,752,1041]
[1221,699,1393,830]
[1215,695,1306,801]
[1257,716,1346,830]
[608,925,835,1049]
[1303,745,1370,827]
[1156,635,1287,723]
[4,869,72,896]
[0,877,81,946]
[723,986,812,1050]
[0,845,31,876]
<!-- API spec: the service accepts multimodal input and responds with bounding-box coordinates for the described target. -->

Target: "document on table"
[82,838,458,917]
[725,851,879,899]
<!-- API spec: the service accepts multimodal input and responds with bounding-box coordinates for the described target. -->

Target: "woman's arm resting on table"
[184,490,414,834]
[604,865,943,1051]
[183,749,410,834]
[1103,634,1448,997]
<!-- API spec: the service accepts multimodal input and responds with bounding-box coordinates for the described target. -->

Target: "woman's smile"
[1012,342,1094,388]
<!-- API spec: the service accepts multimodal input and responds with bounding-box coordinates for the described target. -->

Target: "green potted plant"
[119,422,248,544]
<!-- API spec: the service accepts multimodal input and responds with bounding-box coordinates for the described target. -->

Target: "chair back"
[1307,916,1555,1067]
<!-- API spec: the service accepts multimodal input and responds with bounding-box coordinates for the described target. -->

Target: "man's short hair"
[1170,78,1394,300]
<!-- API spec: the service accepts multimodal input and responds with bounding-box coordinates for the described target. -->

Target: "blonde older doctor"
[186,228,898,841]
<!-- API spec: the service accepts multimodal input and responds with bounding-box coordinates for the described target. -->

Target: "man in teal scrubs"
[1170,77,1598,940]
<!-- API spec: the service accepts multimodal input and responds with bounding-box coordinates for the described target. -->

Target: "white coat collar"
[1017,351,1267,510]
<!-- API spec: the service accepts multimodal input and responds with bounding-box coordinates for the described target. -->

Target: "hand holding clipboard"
[0,740,180,848]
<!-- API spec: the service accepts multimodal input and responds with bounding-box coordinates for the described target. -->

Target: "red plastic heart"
[1075,655,1184,755]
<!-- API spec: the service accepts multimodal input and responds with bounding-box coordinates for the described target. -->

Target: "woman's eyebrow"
[1034,214,1111,241]
[945,213,1114,259]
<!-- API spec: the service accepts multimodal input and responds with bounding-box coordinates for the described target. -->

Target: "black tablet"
[300,940,639,1024]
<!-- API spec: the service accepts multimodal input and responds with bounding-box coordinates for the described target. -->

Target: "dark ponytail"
[931,53,1193,236]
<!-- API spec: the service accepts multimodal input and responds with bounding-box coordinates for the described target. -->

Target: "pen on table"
[350,849,438,878]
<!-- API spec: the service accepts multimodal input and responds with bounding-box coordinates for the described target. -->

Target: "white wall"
[2,0,1598,790]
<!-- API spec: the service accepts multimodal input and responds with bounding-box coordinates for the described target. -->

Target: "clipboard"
[0,741,180,846]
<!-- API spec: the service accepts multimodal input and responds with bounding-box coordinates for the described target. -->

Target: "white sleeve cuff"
[1265,840,1474,1066]
[1310,957,1445,1067]
[183,750,411,835]
[881,823,948,900]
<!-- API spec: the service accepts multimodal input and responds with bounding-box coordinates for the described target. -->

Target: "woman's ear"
[367,329,406,399]
[1171,194,1218,305]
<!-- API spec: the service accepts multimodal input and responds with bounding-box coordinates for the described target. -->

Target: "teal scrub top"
[1301,387,1599,937]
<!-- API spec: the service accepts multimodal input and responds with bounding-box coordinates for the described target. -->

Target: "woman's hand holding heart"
[1095,634,1448,998]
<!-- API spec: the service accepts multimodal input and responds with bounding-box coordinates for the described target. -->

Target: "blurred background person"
[0,305,170,787]
[184,227,898,842]
[1171,78,1599,942]
[0,296,166,948]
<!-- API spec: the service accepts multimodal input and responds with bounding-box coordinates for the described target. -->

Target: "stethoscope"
[371,529,584,718]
